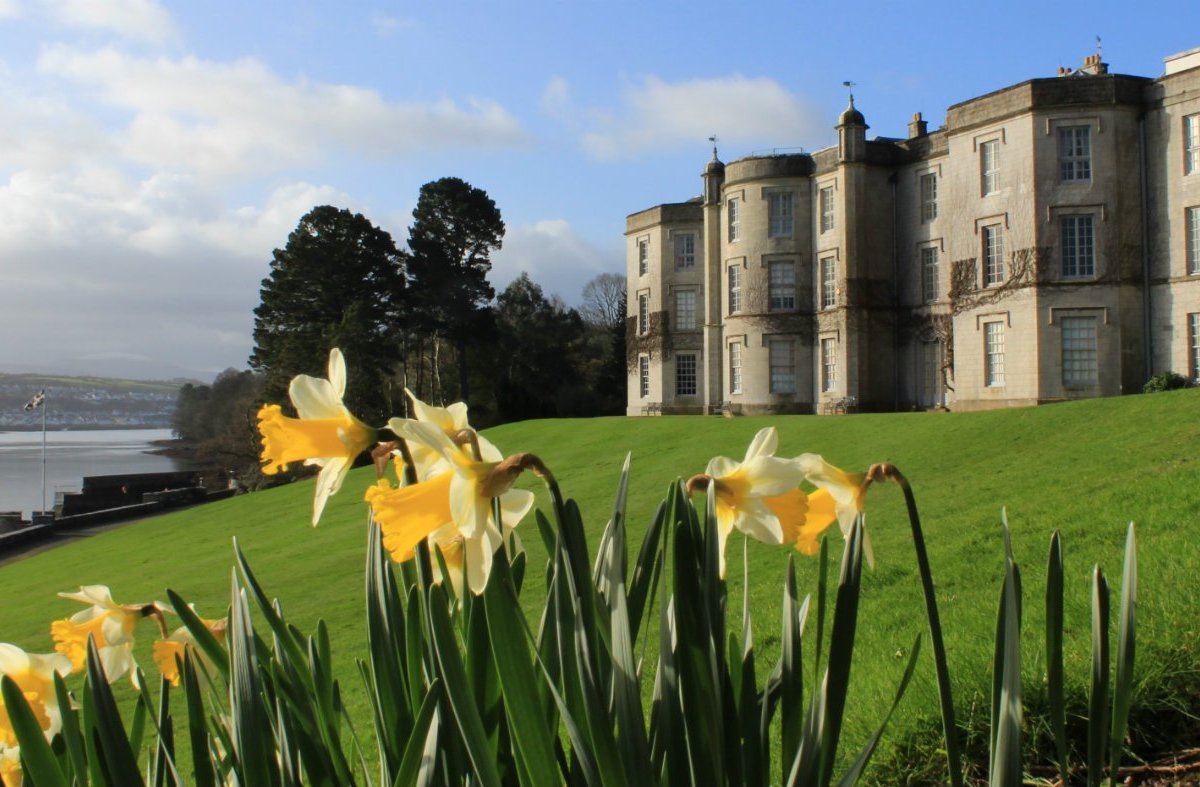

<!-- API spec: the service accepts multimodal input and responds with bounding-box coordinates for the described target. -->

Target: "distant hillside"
[0,373,188,430]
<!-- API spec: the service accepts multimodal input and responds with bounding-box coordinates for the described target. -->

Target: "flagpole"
[41,390,47,516]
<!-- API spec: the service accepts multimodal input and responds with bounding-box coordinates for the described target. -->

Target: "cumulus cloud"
[490,219,623,305]
[577,74,822,160]
[48,0,177,44]
[0,171,356,377]
[37,45,529,180]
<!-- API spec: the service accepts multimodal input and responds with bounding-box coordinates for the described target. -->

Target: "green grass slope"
[1,389,1197,780]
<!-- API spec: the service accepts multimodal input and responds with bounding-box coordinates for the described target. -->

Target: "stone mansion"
[625,47,1200,415]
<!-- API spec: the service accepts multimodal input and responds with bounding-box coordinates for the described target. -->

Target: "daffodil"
[690,427,826,578]
[367,419,535,595]
[0,644,72,747]
[153,616,227,687]
[794,453,872,567]
[50,585,162,687]
[390,389,501,478]
[257,348,376,526]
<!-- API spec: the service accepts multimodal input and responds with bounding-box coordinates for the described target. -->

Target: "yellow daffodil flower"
[153,616,227,687]
[257,348,376,526]
[0,744,22,786]
[367,419,535,595]
[692,427,815,578]
[389,389,502,479]
[794,453,872,567]
[50,585,162,687]
[0,644,72,747]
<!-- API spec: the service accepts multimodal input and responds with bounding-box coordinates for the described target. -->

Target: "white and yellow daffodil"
[694,427,831,578]
[50,585,161,687]
[257,348,376,526]
[0,643,73,747]
[794,453,872,567]
[367,419,535,595]
[390,389,502,478]
[153,615,227,687]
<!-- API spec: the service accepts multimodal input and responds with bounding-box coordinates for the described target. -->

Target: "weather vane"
[708,134,719,159]
[842,80,856,102]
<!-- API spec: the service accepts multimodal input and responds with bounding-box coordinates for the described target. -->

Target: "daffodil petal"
[498,488,535,532]
[465,528,501,595]
[288,374,343,421]
[742,427,778,462]
[327,348,347,400]
[742,455,806,497]
[735,498,784,545]
[311,457,351,526]
[706,455,740,478]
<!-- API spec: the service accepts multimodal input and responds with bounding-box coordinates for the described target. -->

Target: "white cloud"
[48,0,176,44]
[490,219,622,305]
[578,74,822,160]
[0,0,19,19]
[37,45,529,181]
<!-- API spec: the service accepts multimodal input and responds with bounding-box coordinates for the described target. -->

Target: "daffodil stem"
[894,471,964,787]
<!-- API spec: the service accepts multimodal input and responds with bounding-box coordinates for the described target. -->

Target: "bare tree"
[580,272,627,329]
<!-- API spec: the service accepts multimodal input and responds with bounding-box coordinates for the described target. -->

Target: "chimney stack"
[908,111,927,138]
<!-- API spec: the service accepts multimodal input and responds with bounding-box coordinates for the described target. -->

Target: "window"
[769,340,795,394]
[820,256,837,309]
[1058,126,1091,182]
[920,173,938,222]
[637,293,649,334]
[980,139,1000,195]
[1188,207,1200,275]
[983,225,1004,287]
[638,356,649,398]
[1061,215,1095,278]
[1186,115,1200,175]
[1061,316,1098,386]
[921,246,939,303]
[728,197,740,241]
[675,354,697,396]
[674,233,696,270]
[819,186,835,233]
[769,261,796,311]
[675,289,696,331]
[728,265,741,313]
[769,192,794,237]
[820,338,837,393]
[729,342,742,394]
[984,321,1005,387]
[638,239,648,276]
[1190,313,1200,382]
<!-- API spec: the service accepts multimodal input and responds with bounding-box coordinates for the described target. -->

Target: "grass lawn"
[2,388,1198,782]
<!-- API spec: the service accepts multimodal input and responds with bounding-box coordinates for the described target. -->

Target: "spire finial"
[708,134,719,161]
[842,80,856,105]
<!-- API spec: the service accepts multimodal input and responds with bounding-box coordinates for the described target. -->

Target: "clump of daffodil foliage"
[0,349,1140,786]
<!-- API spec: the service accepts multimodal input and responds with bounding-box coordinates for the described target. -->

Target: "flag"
[23,389,45,411]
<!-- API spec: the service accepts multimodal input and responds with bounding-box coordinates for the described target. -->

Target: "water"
[0,429,185,517]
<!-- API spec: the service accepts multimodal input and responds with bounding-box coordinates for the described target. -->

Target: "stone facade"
[626,48,1200,415]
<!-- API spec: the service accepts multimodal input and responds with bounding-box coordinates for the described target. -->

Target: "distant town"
[0,374,184,430]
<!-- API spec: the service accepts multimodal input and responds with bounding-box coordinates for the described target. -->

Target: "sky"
[0,0,1196,380]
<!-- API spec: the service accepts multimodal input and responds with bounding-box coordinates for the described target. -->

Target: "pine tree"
[250,205,406,423]
[406,177,504,403]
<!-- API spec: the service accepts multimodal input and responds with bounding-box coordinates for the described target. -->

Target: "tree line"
[175,177,626,480]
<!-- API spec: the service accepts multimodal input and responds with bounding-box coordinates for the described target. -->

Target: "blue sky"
[0,0,1195,379]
